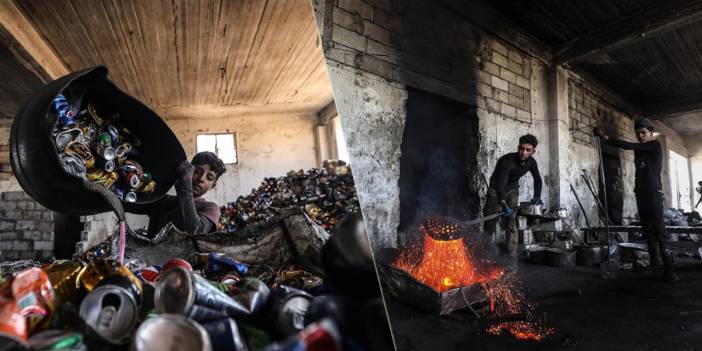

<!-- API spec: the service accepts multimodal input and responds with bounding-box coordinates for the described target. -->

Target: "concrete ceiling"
[0,0,333,120]
[659,112,702,136]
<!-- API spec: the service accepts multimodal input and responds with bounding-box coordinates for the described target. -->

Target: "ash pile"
[219,160,359,233]
[0,213,390,351]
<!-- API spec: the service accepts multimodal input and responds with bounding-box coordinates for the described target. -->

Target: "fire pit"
[380,216,556,341]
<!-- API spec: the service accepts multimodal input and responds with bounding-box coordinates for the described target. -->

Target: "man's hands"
[500,200,513,215]
[530,196,543,205]
[176,160,194,185]
[593,127,609,141]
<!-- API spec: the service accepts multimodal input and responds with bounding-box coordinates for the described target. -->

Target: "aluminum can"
[268,285,313,337]
[80,259,142,301]
[44,260,86,304]
[138,180,157,194]
[87,103,105,126]
[206,253,249,276]
[262,319,341,351]
[65,141,95,169]
[115,142,133,158]
[58,153,86,178]
[162,258,193,273]
[200,318,249,351]
[79,277,139,345]
[131,314,212,351]
[55,128,83,152]
[53,94,76,125]
[105,124,120,144]
[28,330,84,350]
[155,268,269,322]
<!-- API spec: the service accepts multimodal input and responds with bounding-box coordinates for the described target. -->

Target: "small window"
[196,133,238,164]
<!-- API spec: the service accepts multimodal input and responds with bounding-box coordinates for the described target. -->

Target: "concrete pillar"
[547,65,570,209]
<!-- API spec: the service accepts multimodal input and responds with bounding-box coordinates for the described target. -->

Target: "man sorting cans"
[484,134,543,256]
[595,118,679,282]
[135,151,225,235]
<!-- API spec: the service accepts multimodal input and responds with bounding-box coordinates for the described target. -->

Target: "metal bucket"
[10,66,185,215]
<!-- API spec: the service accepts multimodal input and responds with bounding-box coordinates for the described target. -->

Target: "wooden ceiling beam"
[0,0,69,82]
[643,87,702,120]
[555,0,702,65]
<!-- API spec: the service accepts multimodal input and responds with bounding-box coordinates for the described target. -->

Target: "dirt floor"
[385,257,702,351]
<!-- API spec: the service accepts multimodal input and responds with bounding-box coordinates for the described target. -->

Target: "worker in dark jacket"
[595,119,678,282]
[139,151,225,235]
[484,134,543,256]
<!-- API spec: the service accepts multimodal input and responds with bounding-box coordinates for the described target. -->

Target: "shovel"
[595,135,619,279]
[425,204,530,241]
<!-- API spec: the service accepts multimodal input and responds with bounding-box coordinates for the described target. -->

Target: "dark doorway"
[53,213,83,259]
[397,87,480,244]
[598,146,623,225]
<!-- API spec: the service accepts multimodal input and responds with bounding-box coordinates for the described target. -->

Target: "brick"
[516,76,530,89]
[495,89,509,104]
[492,41,508,56]
[499,67,516,83]
[364,21,391,45]
[1,192,25,201]
[476,97,486,109]
[0,231,19,240]
[486,98,501,113]
[0,220,14,231]
[508,94,524,108]
[12,241,30,250]
[333,7,361,32]
[41,231,53,241]
[517,109,531,121]
[338,0,373,20]
[508,50,522,64]
[17,201,34,210]
[15,220,33,230]
[332,25,367,52]
[475,70,491,85]
[42,212,53,221]
[508,60,523,76]
[475,82,492,98]
[355,53,394,80]
[374,9,402,31]
[508,83,523,98]
[0,201,16,211]
[1,250,19,260]
[37,221,52,233]
[33,241,53,251]
[484,62,500,76]
[501,104,517,118]
[523,91,532,112]
[523,61,532,78]
[491,75,508,91]
[492,52,508,68]
[366,39,399,63]
[326,44,360,66]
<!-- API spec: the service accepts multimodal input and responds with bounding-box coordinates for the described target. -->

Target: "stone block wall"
[568,79,635,146]
[475,40,532,124]
[0,191,54,260]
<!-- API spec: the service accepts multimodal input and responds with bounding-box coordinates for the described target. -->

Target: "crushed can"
[78,274,141,345]
[44,260,86,304]
[11,268,56,335]
[262,319,341,351]
[155,268,269,322]
[268,285,313,338]
[206,253,249,276]
[200,318,249,351]
[52,94,76,126]
[131,314,212,351]
[162,258,193,273]
[0,292,29,350]
[28,330,84,350]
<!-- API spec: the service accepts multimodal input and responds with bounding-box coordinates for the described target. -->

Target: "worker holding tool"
[595,118,678,282]
[484,134,543,256]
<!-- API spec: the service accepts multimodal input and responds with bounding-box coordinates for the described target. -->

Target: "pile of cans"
[52,93,156,202]
[219,160,359,232]
[0,252,344,350]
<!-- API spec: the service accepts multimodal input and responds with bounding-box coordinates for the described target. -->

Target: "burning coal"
[393,216,555,341]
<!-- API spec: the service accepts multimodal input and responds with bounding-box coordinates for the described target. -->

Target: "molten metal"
[393,216,555,342]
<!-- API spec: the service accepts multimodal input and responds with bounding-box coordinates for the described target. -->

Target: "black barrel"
[10,66,185,215]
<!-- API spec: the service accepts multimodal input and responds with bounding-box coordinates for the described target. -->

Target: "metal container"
[576,245,606,266]
[131,314,212,351]
[546,248,576,267]
[378,262,487,316]
[9,66,185,215]
[79,282,139,345]
[200,318,248,351]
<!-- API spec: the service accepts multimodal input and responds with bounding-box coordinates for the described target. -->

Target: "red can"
[162,258,193,273]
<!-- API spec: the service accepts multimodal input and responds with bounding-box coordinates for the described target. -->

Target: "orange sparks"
[486,321,556,341]
[394,223,490,292]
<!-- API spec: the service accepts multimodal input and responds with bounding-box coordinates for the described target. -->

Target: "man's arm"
[608,138,659,152]
[530,159,543,200]
[175,161,216,234]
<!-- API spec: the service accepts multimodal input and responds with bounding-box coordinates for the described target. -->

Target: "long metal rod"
[570,183,591,228]
[581,171,609,225]
[595,136,613,258]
